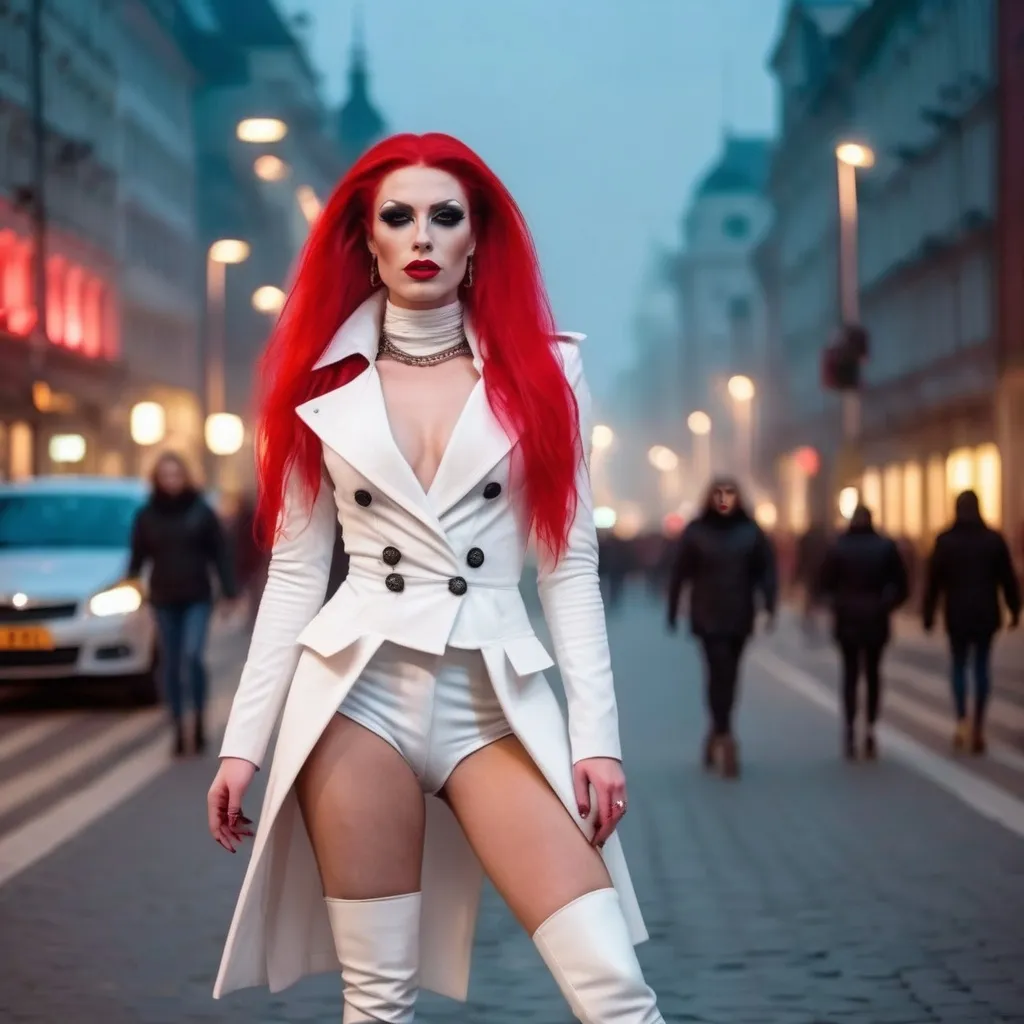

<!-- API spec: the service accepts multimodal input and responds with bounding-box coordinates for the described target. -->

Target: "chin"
[387,278,459,309]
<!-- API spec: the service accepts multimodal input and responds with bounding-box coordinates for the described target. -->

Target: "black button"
[385,573,405,593]
[354,489,372,507]
[448,576,468,596]
[466,547,485,569]
[382,546,402,566]
[483,482,502,500]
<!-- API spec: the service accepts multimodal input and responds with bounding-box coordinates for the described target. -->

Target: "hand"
[572,757,627,849]
[207,757,257,853]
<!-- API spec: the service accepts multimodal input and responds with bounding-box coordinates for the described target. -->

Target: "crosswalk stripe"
[0,691,233,889]
[0,717,80,766]
[0,710,163,819]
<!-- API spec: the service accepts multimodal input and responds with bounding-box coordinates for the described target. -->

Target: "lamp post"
[834,142,875,444]
[687,411,712,486]
[204,239,249,485]
[727,374,756,483]
[590,424,614,506]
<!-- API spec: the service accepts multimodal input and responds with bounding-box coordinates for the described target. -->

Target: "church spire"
[336,2,387,168]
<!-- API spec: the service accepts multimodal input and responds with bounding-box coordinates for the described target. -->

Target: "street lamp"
[253,154,291,182]
[727,375,756,481]
[591,424,614,451]
[252,285,286,315]
[236,117,288,143]
[687,411,712,485]
[205,412,245,457]
[129,401,166,446]
[647,445,678,472]
[834,140,875,445]
[205,239,250,483]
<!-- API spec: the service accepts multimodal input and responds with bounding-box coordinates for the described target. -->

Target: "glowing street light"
[236,117,288,143]
[205,412,245,456]
[130,401,166,446]
[252,285,286,314]
[727,375,756,403]
[49,434,86,464]
[296,185,322,226]
[208,238,250,265]
[254,154,291,182]
[835,142,876,168]
[838,486,860,520]
[687,411,711,436]
[591,424,614,451]
[647,445,679,473]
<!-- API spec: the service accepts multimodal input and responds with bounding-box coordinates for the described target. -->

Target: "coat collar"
[311,290,486,374]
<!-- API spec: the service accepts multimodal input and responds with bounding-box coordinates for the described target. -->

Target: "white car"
[0,476,159,703]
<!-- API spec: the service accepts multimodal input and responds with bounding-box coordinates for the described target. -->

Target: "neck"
[382,299,464,358]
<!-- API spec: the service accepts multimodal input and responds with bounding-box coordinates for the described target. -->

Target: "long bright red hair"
[254,133,580,561]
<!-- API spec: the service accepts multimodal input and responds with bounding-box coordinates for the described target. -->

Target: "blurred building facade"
[759,0,1015,554]
[116,0,204,478]
[0,0,124,480]
[669,134,773,489]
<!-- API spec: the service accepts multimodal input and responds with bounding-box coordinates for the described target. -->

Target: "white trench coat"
[213,292,648,1002]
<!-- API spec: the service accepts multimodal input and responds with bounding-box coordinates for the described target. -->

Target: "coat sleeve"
[219,465,337,769]
[754,527,778,616]
[995,533,1022,622]
[922,537,944,629]
[536,342,621,765]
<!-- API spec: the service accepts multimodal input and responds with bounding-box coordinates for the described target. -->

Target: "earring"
[464,254,474,289]
[370,255,380,288]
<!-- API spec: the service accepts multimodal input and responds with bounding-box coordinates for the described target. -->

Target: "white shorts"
[338,642,514,794]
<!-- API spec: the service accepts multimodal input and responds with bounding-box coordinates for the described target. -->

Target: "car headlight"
[89,583,143,617]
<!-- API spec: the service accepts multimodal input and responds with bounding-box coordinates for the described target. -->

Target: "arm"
[995,534,1022,625]
[885,540,910,611]
[665,528,695,628]
[754,527,778,617]
[922,539,943,629]
[536,343,620,765]
[127,509,147,579]
[207,506,239,600]
[218,465,337,769]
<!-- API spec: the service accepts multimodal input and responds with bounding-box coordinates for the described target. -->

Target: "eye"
[379,208,412,228]
[432,206,465,227]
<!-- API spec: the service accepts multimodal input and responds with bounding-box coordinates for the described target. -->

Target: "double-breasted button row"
[448,576,468,596]
[466,547,485,569]
[354,489,373,507]
[483,481,502,500]
[385,573,405,593]
[382,546,401,566]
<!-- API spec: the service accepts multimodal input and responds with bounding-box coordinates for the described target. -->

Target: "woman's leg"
[443,737,662,1022]
[949,637,970,749]
[181,602,212,751]
[153,606,186,753]
[296,715,425,1023]
[716,637,745,777]
[971,636,994,753]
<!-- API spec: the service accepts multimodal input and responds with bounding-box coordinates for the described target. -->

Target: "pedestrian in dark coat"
[665,476,777,778]
[129,453,237,756]
[922,490,1021,754]
[817,506,908,760]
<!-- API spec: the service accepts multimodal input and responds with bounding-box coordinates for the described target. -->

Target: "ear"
[367,237,379,257]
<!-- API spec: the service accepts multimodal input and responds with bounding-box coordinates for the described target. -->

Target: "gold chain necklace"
[377,330,472,367]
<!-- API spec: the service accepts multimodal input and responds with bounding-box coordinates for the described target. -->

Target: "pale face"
[712,483,738,515]
[155,457,187,496]
[368,165,475,310]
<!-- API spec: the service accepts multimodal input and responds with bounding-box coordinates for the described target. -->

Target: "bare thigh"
[442,735,611,935]
[295,714,425,899]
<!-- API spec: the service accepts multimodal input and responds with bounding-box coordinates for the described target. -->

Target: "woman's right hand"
[207,757,257,853]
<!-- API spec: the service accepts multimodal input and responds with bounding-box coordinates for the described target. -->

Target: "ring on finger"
[613,798,626,813]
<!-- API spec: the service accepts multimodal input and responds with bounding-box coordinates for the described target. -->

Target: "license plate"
[0,627,55,651]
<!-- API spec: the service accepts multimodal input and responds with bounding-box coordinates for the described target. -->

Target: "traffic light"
[821,323,869,391]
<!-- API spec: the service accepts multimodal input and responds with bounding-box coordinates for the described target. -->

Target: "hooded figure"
[923,489,1021,753]
[816,505,908,760]
[665,476,777,777]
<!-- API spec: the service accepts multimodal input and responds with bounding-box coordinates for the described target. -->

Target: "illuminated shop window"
[861,468,882,520]
[975,443,1001,527]
[926,456,947,534]
[883,464,903,536]
[46,255,66,343]
[946,447,974,506]
[63,265,85,349]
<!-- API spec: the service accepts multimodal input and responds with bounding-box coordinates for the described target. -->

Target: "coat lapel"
[296,368,447,539]
[427,378,517,518]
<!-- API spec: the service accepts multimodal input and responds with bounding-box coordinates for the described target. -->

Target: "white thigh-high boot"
[324,892,421,1024]
[532,888,664,1023]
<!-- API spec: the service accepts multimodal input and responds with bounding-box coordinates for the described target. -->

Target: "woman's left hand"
[572,757,627,849]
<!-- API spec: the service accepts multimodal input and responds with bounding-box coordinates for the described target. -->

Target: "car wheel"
[127,652,160,707]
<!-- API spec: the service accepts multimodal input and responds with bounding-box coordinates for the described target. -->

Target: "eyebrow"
[378,199,465,214]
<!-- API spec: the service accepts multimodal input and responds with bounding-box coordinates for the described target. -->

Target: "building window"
[723,214,751,240]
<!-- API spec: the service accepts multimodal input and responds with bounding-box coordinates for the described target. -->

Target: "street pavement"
[1,589,1024,1022]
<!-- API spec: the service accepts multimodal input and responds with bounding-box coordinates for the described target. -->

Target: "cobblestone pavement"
[2,588,1024,1022]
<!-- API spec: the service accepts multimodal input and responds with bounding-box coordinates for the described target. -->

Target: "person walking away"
[922,490,1021,754]
[795,522,829,638]
[665,476,777,777]
[817,506,908,761]
[129,453,238,755]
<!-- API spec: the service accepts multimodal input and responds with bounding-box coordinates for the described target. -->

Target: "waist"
[346,563,521,592]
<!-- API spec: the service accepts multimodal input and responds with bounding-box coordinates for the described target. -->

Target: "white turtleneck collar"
[382,299,465,359]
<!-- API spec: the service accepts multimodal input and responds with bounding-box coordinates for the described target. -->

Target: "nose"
[413,217,433,253]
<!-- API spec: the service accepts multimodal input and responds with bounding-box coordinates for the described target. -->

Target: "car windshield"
[0,493,143,549]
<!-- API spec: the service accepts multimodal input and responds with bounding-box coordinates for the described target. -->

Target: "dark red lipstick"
[403,260,441,280]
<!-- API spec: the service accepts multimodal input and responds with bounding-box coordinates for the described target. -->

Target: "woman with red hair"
[207,133,663,1022]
